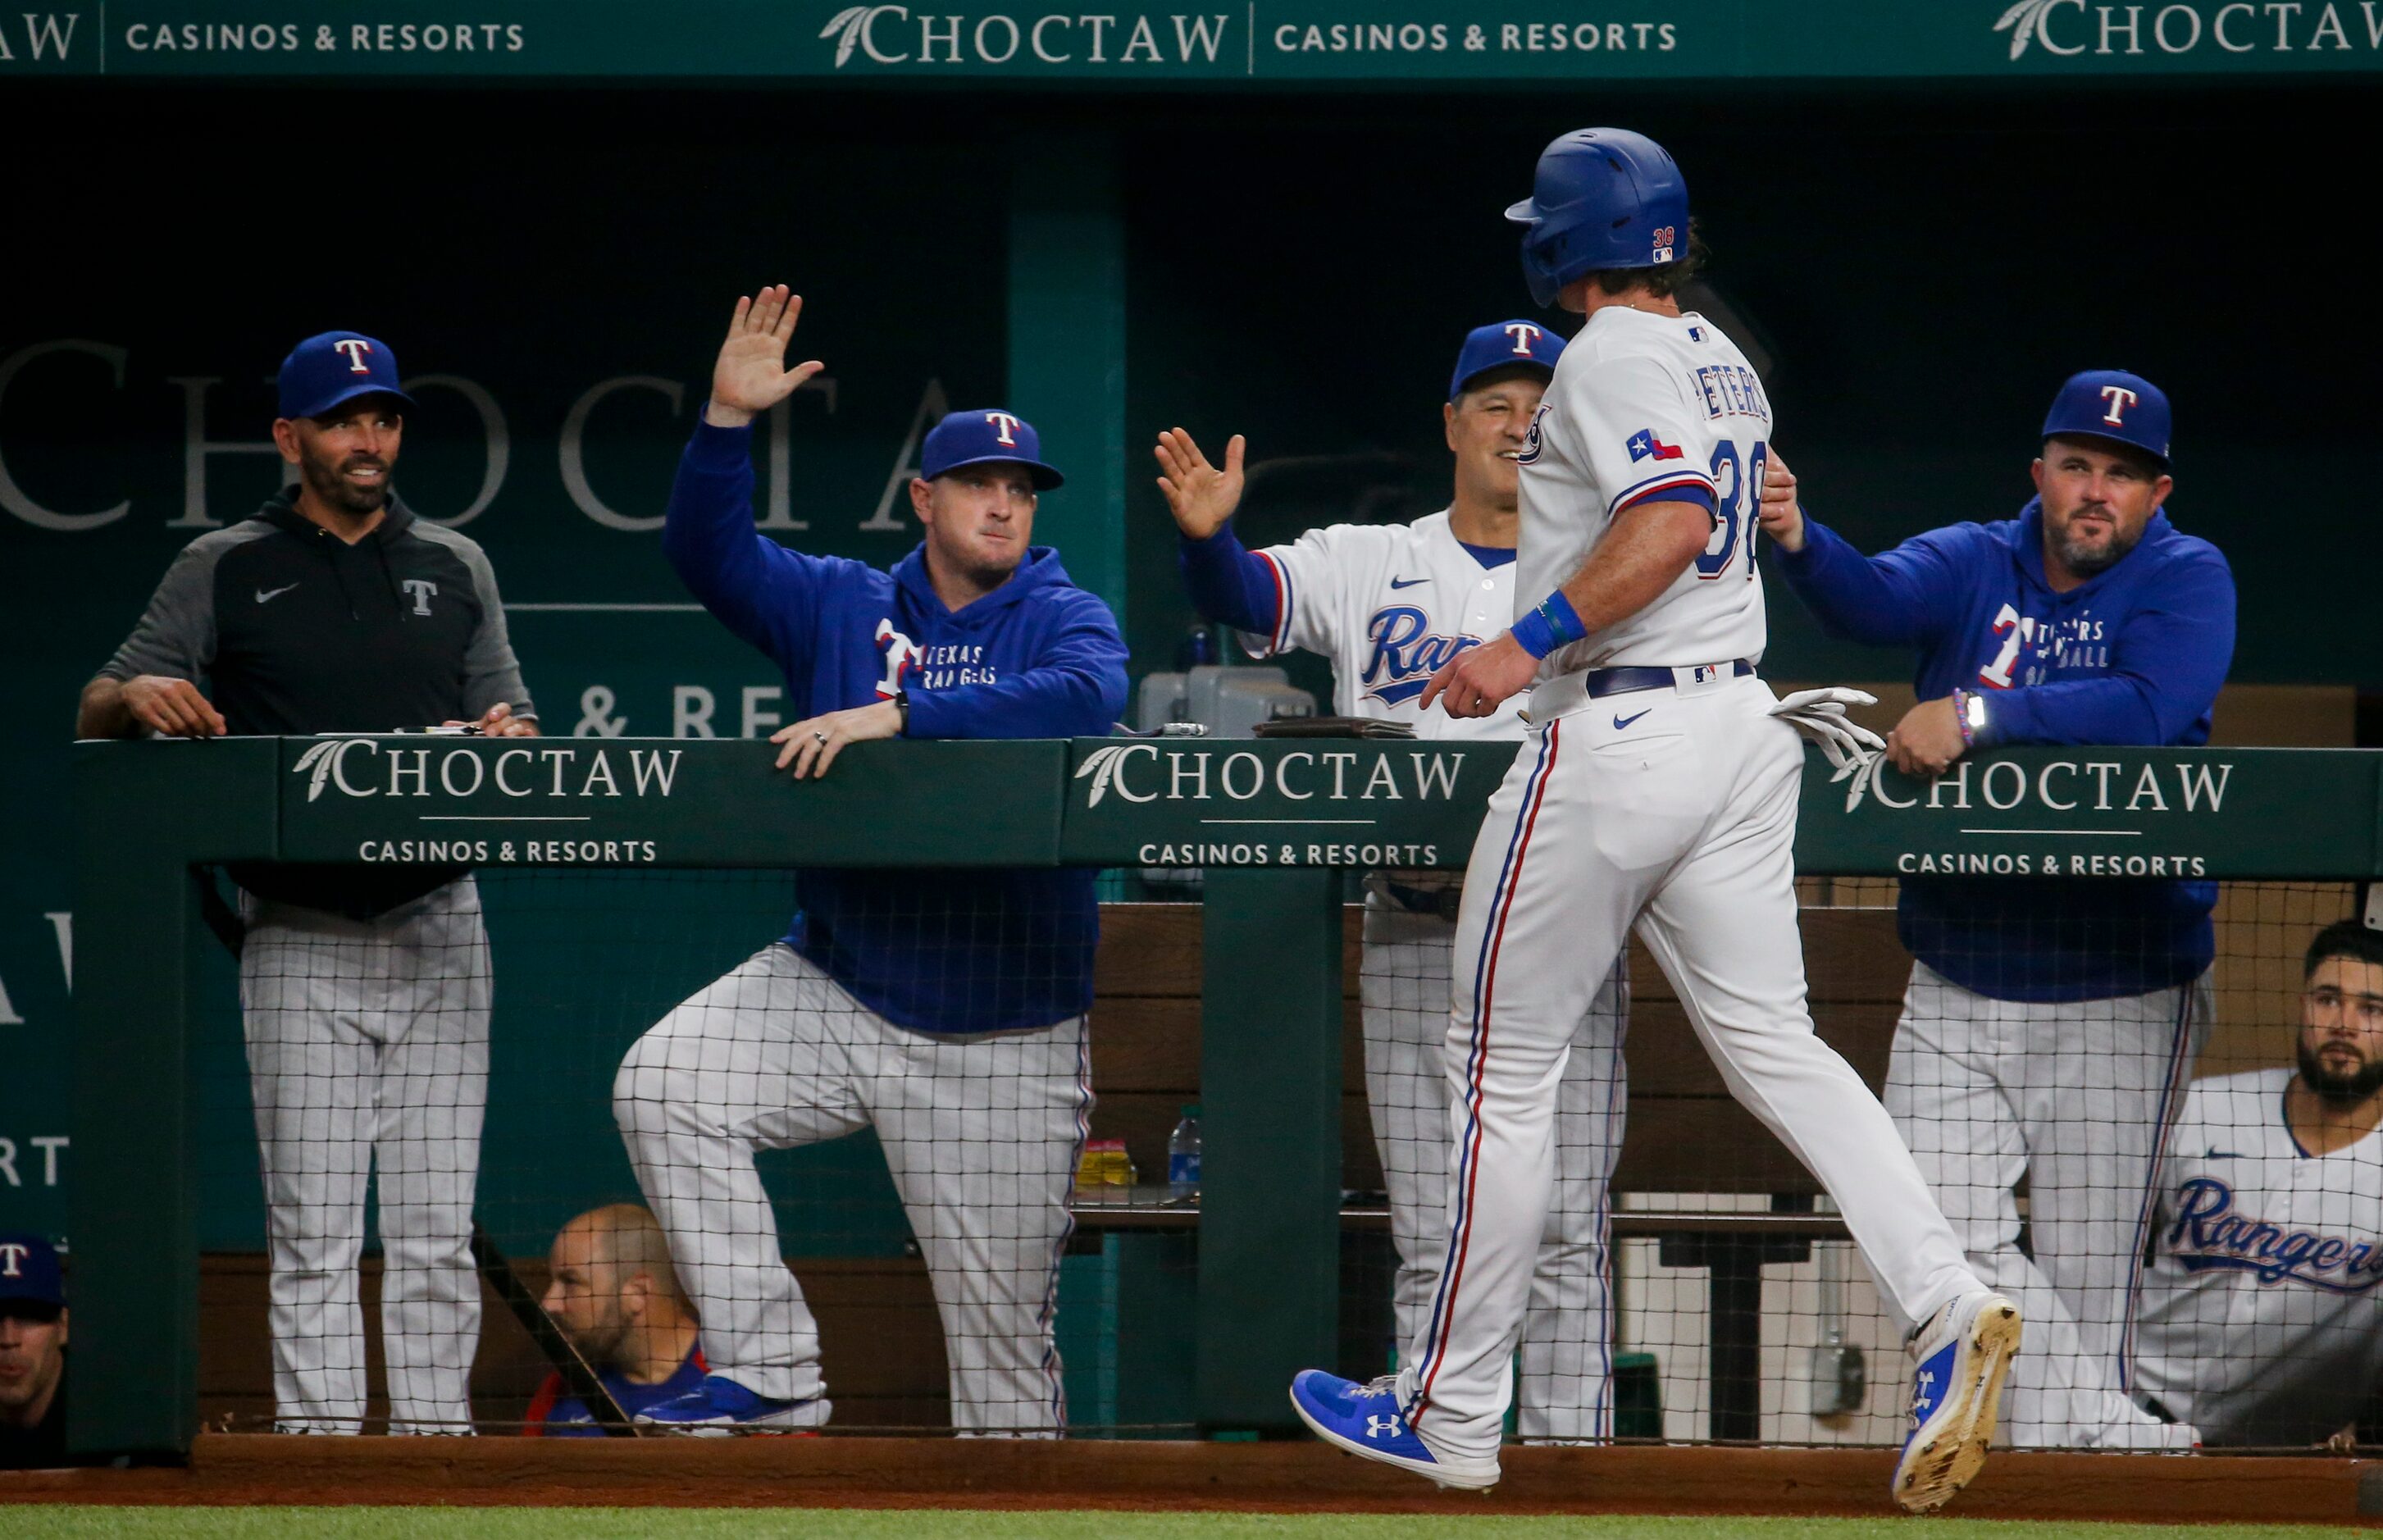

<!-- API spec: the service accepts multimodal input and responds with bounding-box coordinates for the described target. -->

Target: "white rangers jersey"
[2131,1068,2383,1446]
[1513,306,1772,705]
[1237,509,1523,744]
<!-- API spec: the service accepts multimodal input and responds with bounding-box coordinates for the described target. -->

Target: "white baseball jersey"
[1394,306,1990,1464]
[2132,1068,2383,1445]
[1237,510,1524,742]
[1514,307,1772,699]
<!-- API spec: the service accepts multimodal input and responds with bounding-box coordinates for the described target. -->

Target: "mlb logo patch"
[1626,428,1684,462]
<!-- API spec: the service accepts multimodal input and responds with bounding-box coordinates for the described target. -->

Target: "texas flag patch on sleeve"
[1626,428,1684,462]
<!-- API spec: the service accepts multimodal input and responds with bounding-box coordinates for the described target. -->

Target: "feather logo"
[821,5,906,67]
[1073,743,1156,808]
[1075,745,1128,807]
[291,738,376,802]
[1837,748,1884,814]
[1993,0,2057,59]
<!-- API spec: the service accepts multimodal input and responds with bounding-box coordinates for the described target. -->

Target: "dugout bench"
[75,733,2383,1456]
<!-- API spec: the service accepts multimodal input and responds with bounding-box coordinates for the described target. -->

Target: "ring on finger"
[813,730,829,744]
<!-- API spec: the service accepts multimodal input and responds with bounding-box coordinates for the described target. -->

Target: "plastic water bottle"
[1167,1102,1203,1200]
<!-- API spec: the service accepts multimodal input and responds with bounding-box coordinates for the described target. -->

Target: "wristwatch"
[893,688,910,735]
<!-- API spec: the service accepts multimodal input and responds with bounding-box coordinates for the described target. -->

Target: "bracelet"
[1510,590,1588,661]
[1952,688,1976,749]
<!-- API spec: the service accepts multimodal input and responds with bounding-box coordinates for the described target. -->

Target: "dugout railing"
[71,734,2383,1456]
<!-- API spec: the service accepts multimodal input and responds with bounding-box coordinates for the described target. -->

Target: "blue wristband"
[1510,590,1587,660]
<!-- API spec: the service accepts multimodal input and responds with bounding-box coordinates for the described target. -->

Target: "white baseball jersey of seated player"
[1237,510,1524,743]
[1514,306,1771,710]
[2132,1067,2383,1446]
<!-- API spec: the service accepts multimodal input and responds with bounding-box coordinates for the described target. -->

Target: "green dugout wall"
[71,736,2383,1455]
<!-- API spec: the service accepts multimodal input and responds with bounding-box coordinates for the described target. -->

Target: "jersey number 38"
[1694,439,1766,581]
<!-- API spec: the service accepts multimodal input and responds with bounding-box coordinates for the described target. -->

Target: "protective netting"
[195,867,1173,1437]
[1344,877,2379,1451]
[189,865,2376,1450]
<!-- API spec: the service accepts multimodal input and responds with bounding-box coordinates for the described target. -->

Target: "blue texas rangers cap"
[0,1232,65,1311]
[920,408,1064,490]
[1449,319,1566,401]
[277,330,417,421]
[2042,369,2171,467]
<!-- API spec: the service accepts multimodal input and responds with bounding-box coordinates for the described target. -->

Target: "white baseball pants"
[1401,680,1983,1458]
[237,876,489,1435]
[614,942,1091,1434]
[1363,903,1629,1441]
[1886,963,2209,1448]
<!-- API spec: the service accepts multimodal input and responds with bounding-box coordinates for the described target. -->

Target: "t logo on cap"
[2042,368,2171,467]
[0,1242,26,1278]
[1449,318,1568,402]
[277,330,417,422]
[918,409,1066,490]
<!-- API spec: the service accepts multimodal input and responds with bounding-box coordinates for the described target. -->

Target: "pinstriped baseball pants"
[237,877,488,1435]
[1363,903,1629,1441]
[614,942,1091,1434]
[1888,965,2210,1448]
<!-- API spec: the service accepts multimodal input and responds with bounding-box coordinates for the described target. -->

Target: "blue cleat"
[1287,1369,1500,1491]
[632,1374,831,1436]
[1893,1291,2021,1513]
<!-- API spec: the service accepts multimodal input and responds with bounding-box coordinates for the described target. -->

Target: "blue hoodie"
[665,419,1130,1033]
[1773,498,2235,1003]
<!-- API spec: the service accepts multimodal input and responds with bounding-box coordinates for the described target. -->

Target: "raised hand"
[1153,428,1246,540]
[706,285,826,428]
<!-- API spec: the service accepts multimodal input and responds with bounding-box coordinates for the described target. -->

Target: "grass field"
[2,1513,2370,1539]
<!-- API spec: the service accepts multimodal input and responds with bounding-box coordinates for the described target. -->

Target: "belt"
[1580,658,1755,699]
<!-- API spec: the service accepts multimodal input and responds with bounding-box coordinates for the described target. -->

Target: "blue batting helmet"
[1506,129,1691,308]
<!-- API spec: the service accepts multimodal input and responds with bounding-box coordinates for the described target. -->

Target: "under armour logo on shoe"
[1365,1414,1405,1439]
[1911,1368,1939,1424]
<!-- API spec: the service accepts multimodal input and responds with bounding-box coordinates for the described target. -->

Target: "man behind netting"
[615,286,1128,1433]
[524,1205,706,1435]
[1757,372,2236,1448]
[2131,919,2383,1447]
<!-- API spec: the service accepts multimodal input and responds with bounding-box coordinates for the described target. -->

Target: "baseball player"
[1285,128,2014,1515]
[615,287,1128,1434]
[524,1205,707,1435]
[1155,320,1631,1440]
[2131,920,2383,1447]
[1,1233,70,1469]
[78,331,537,1435]
[1757,372,2235,1450]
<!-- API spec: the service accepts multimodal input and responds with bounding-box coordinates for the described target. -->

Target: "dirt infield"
[3,1437,2378,1525]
